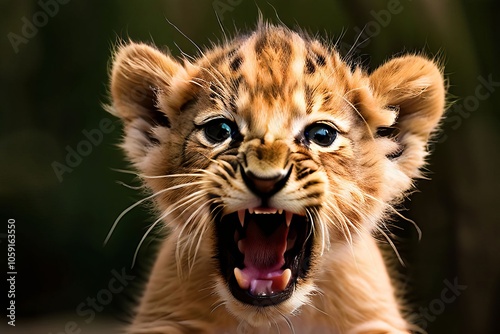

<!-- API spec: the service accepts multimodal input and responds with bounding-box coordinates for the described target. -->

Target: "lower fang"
[234,268,250,289]
[277,268,292,291]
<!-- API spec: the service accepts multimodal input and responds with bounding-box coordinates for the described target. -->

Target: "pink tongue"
[242,217,288,270]
[235,216,290,295]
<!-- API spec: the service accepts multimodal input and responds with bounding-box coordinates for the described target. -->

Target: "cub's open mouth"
[215,208,313,306]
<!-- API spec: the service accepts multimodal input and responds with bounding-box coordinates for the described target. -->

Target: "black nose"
[241,167,292,197]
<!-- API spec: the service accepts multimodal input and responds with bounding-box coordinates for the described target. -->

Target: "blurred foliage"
[0,0,499,333]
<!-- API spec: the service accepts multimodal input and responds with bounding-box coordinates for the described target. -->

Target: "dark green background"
[1,0,499,333]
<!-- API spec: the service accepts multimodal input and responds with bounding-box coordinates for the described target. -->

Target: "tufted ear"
[109,42,188,166]
[110,42,183,124]
[369,55,446,178]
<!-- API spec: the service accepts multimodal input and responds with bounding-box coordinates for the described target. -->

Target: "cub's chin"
[217,278,316,328]
[213,207,318,326]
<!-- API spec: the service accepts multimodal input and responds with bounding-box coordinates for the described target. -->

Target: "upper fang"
[285,211,293,227]
[238,210,245,227]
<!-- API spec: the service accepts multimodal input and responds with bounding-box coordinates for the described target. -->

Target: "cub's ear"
[108,42,188,165]
[369,55,446,178]
[110,42,182,124]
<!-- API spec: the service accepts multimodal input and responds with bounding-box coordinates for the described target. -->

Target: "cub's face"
[110,24,444,325]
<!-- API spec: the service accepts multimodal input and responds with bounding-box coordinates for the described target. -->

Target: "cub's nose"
[241,169,291,197]
[239,139,292,197]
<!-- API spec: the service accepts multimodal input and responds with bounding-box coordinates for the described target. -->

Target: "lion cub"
[109,22,445,333]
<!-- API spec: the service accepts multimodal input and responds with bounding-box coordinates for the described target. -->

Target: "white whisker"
[110,168,138,175]
[364,192,422,241]
[104,188,170,245]
[345,24,368,59]
[111,167,206,180]
[165,17,203,56]
[131,214,163,268]
[337,90,375,139]
[140,173,206,180]
[115,180,143,190]
[277,309,295,334]
[132,194,209,267]
[132,192,209,268]
[104,181,208,245]
[186,201,216,273]
[210,300,226,314]
[173,196,213,276]
[375,224,405,267]
[189,79,205,89]
[303,301,330,318]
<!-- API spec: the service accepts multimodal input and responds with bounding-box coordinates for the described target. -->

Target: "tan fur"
[108,23,445,333]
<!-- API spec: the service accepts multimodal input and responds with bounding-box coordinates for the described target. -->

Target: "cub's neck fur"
[108,22,445,334]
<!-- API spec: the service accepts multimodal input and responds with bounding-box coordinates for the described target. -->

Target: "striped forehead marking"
[199,26,347,122]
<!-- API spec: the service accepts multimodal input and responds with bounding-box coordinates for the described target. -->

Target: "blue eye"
[204,119,236,143]
[305,123,337,147]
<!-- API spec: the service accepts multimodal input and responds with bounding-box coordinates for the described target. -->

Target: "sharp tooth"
[278,209,283,215]
[249,208,254,214]
[285,211,293,227]
[278,269,292,290]
[234,268,250,289]
[237,210,245,227]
